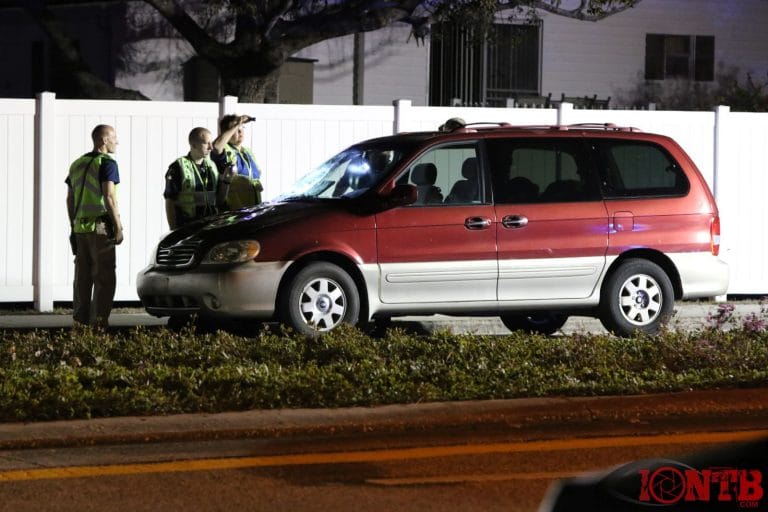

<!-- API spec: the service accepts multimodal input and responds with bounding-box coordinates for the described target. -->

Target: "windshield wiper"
[280,195,327,202]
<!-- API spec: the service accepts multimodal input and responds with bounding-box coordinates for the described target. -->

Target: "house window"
[645,34,714,81]
[429,22,540,107]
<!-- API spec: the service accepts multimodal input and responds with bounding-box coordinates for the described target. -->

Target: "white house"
[290,0,768,108]
[2,0,766,108]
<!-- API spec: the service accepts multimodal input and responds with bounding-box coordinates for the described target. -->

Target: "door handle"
[464,217,492,230]
[502,215,528,228]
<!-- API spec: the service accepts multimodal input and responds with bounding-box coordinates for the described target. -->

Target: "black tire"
[500,312,568,335]
[365,316,393,337]
[228,318,265,337]
[280,262,360,335]
[167,314,220,333]
[599,259,674,337]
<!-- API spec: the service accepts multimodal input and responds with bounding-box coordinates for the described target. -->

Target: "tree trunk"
[25,5,148,100]
[220,69,281,103]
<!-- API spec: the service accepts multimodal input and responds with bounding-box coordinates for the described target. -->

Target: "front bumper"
[137,260,290,318]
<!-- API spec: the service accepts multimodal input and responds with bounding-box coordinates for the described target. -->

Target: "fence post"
[34,92,56,312]
[713,105,730,202]
[713,105,730,301]
[219,95,239,119]
[393,98,412,134]
[557,102,573,125]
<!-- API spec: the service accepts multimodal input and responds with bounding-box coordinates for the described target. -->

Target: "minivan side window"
[487,138,600,203]
[594,140,690,198]
[397,143,482,205]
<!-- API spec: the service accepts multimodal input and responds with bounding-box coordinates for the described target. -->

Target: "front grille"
[142,295,199,310]
[156,240,201,267]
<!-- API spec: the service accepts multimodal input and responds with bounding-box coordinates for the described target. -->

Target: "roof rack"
[440,122,642,134]
[464,122,512,128]
[559,123,642,132]
[451,121,511,133]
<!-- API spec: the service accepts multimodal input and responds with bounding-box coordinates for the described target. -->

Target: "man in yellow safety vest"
[164,127,235,230]
[65,124,124,328]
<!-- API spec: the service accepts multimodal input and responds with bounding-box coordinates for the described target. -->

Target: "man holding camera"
[212,114,264,210]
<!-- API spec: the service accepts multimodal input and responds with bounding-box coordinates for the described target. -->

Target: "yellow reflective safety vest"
[175,156,219,219]
[68,152,115,234]
[223,144,262,210]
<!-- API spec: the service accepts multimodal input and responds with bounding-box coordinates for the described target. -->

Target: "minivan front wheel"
[599,259,674,336]
[281,262,360,336]
[500,312,568,335]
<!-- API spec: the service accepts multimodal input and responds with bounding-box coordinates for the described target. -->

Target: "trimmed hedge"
[1,321,768,422]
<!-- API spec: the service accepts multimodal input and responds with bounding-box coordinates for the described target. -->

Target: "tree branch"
[142,0,229,59]
[273,0,424,53]
[533,0,639,21]
[264,0,294,40]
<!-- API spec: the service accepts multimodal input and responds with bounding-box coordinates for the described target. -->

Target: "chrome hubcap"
[619,274,662,326]
[299,277,346,331]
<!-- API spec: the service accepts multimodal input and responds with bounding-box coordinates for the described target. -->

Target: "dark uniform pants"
[73,232,116,327]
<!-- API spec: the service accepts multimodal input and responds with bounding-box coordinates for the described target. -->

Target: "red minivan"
[137,123,728,336]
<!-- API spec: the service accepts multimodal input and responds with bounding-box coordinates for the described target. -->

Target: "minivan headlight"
[202,240,261,264]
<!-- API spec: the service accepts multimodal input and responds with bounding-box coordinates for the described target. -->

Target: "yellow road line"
[1,430,765,482]
[366,471,585,486]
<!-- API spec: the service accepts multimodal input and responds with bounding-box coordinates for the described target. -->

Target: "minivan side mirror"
[385,184,417,208]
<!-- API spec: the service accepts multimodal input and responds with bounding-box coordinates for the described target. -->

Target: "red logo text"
[639,467,763,505]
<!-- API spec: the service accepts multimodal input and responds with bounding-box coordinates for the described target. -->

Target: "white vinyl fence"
[0,93,765,311]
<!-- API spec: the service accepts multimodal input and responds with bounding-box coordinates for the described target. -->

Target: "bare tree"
[11,0,640,101]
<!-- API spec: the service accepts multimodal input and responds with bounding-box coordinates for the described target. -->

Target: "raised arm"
[212,115,252,154]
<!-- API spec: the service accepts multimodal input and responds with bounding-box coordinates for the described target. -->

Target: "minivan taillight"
[710,215,721,256]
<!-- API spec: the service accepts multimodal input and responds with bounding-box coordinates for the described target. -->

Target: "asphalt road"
[3,430,766,512]
[1,389,767,512]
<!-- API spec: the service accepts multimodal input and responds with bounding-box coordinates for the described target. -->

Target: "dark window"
[429,22,540,107]
[645,34,715,81]
[486,139,600,203]
[595,141,689,198]
[694,36,715,81]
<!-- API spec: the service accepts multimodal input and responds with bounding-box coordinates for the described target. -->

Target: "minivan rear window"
[595,140,689,198]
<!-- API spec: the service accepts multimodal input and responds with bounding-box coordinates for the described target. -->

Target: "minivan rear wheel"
[500,312,568,335]
[599,259,674,337]
[281,262,360,336]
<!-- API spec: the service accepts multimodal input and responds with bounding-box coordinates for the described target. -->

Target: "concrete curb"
[2,388,767,450]
[0,313,167,329]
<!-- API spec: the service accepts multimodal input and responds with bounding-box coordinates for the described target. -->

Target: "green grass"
[1,320,768,422]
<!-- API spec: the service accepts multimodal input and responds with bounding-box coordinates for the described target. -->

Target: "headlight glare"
[202,240,261,264]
